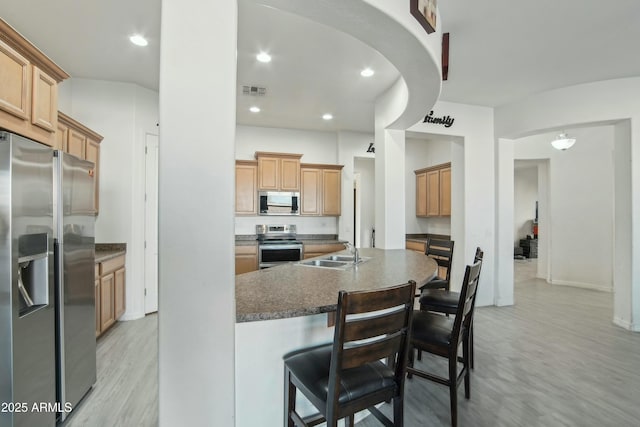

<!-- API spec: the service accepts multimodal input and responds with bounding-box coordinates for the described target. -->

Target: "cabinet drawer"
[100,254,126,275]
[304,243,345,254]
[235,245,257,255]
[406,240,426,253]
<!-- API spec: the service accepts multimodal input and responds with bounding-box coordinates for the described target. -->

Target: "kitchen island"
[235,248,437,426]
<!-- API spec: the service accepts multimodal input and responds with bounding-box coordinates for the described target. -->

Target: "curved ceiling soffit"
[245,0,442,131]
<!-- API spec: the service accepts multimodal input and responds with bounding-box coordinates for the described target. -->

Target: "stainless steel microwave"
[258,191,300,215]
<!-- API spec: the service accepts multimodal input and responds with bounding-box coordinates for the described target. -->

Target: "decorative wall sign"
[410,0,437,34]
[423,110,455,128]
[366,142,375,153]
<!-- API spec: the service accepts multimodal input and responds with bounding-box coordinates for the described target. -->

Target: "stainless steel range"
[256,224,304,269]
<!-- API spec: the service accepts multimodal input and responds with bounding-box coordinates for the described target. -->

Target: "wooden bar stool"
[283,280,416,427]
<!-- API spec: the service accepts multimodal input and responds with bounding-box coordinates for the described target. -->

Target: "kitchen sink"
[324,255,371,263]
[297,259,350,269]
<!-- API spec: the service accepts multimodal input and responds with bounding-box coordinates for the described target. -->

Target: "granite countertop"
[235,248,437,323]
[405,233,451,244]
[95,243,126,263]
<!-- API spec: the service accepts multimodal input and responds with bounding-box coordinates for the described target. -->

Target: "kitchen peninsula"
[235,248,437,426]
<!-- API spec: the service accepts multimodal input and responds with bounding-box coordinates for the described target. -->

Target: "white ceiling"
[2,0,640,132]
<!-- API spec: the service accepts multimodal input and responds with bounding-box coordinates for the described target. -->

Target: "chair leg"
[393,395,404,427]
[344,415,354,427]
[463,335,471,399]
[407,347,414,379]
[448,355,458,427]
[284,367,296,427]
[470,322,475,370]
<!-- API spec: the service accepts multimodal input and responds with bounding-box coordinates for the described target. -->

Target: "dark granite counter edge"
[95,243,126,263]
[235,234,346,246]
[237,304,337,323]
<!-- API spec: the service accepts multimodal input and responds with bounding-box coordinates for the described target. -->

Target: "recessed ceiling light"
[360,68,374,77]
[129,34,148,47]
[322,113,333,120]
[250,106,261,113]
[256,52,271,63]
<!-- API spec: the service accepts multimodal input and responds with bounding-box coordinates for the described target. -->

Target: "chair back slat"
[343,310,407,342]
[425,238,454,281]
[344,284,415,314]
[450,259,482,347]
[328,281,416,408]
[341,333,403,369]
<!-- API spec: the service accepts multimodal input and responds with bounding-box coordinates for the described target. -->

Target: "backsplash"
[235,216,338,235]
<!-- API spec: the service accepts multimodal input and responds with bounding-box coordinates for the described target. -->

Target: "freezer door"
[0,131,56,427]
[54,151,96,419]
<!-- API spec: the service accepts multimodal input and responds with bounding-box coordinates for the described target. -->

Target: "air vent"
[242,85,266,96]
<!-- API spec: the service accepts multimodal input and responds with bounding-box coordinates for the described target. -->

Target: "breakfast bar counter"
[235,248,437,426]
[236,248,437,322]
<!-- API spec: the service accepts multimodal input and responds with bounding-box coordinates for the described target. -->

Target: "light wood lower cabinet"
[406,240,426,253]
[96,254,126,337]
[235,245,258,275]
[303,243,346,259]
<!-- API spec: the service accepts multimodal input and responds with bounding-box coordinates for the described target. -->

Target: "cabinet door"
[236,162,257,215]
[258,157,279,190]
[439,166,451,216]
[322,169,341,216]
[114,267,126,319]
[67,128,86,159]
[415,172,427,217]
[300,168,321,215]
[0,39,29,120]
[235,255,258,274]
[100,273,116,331]
[426,169,440,217]
[95,279,101,337]
[31,66,57,134]
[280,157,300,191]
[85,138,100,214]
[56,121,69,152]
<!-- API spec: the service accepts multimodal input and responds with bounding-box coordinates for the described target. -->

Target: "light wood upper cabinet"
[300,164,343,217]
[58,112,103,214]
[415,162,451,217]
[236,160,258,215]
[0,19,69,147]
[31,66,57,132]
[322,168,341,216]
[256,152,302,191]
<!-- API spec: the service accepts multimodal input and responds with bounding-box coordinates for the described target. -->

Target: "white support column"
[375,129,406,249]
[158,0,237,425]
[496,138,515,306]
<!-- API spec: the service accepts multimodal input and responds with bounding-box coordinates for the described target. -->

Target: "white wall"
[514,127,614,291]
[495,77,640,331]
[513,164,538,245]
[408,101,495,307]
[354,157,375,247]
[57,77,159,321]
[405,136,452,236]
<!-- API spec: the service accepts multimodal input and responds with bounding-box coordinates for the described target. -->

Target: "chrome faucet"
[343,242,360,264]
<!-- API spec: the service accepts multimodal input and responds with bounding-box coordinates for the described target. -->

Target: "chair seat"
[284,344,396,405]
[411,311,454,352]
[419,289,460,314]
[419,276,448,291]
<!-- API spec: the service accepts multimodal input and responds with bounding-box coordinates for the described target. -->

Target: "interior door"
[144,133,159,313]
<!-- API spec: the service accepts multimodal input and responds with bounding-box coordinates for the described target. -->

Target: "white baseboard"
[613,317,639,331]
[495,297,514,307]
[118,311,146,321]
[551,279,612,293]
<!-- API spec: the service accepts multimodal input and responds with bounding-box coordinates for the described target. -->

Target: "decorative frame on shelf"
[410,0,437,34]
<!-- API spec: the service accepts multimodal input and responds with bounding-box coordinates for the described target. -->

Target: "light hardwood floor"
[361,259,640,426]
[65,260,640,426]
[63,314,158,427]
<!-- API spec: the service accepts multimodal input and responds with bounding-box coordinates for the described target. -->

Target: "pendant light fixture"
[551,132,576,151]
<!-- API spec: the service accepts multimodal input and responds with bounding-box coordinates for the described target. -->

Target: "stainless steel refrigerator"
[0,131,56,427]
[53,150,96,422]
